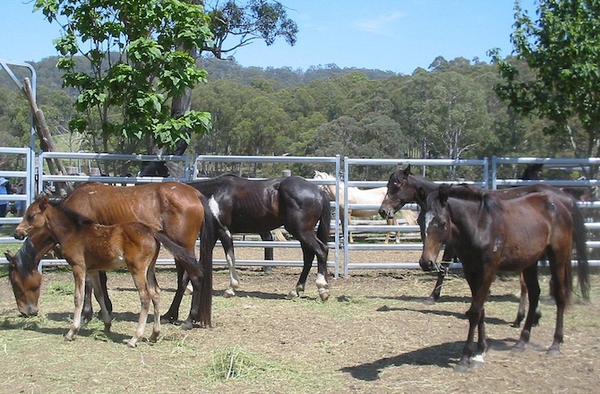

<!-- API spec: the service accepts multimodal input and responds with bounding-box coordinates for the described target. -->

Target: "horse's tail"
[317,189,331,246]
[197,193,216,327]
[569,202,590,301]
[153,232,198,272]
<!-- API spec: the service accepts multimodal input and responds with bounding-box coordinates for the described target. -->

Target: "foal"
[19,195,192,347]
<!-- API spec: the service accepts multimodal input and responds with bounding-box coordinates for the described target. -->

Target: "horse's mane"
[446,184,502,214]
[44,196,95,227]
[10,237,38,276]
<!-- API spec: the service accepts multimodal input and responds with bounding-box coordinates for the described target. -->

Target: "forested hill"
[25,55,397,93]
[0,54,584,171]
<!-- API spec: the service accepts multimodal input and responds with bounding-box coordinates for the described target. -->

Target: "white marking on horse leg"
[471,354,485,363]
[226,250,239,289]
[316,273,329,301]
[185,282,194,295]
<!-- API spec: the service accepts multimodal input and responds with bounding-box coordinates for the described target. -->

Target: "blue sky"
[3,1,537,75]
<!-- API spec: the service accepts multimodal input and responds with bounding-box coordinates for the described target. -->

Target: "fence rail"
[2,152,600,275]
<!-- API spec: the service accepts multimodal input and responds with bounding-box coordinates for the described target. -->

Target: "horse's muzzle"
[419,257,434,271]
[378,207,395,220]
[13,231,25,241]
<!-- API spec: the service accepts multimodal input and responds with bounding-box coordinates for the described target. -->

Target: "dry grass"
[1,260,599,393]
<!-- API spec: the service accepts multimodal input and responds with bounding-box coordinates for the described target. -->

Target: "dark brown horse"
[379,164,589,327]
[12,181,215,329]
[15,195,181,347]
[187,174,332,300]
[418,185,589,371]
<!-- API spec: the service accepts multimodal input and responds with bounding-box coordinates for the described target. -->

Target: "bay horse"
[419,185,590,371]
[16,195,177,347]
[12,181,215,329]
[186,174,332,300]
[313,170,416,243]
[379,164,589,327]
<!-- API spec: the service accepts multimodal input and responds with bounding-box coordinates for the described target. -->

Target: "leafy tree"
[35,0,213,156]
[490,0,600,162]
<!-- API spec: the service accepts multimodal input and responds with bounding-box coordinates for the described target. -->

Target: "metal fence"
[2,152,600,275]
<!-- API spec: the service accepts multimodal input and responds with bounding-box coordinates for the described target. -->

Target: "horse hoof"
[286,290,299,300]
[511,344,526,353]
[422,297,435,306]
[64,332,75,341]
[453,363,470,373]
[180,321,194,331]
[547,348,561,357]
[150,332,160,343]
[161,313,178,324]
[224,289,236,298]
[319,290,330,302]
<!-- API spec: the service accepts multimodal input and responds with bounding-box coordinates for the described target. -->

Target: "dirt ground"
[1,248,599,394]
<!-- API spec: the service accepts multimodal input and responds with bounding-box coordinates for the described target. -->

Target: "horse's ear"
[439,185,449,205]
[5,251,15,267]
[403,164,412,176]
[39,195,48,210]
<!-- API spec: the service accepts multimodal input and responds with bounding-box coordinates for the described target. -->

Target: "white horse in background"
[313,170,417,243]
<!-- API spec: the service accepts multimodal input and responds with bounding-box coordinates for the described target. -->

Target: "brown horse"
[379,164,589,327]
[6,230,112,321]
[418,185,590,371]
[16,195,180,347]
[12,181,215,329]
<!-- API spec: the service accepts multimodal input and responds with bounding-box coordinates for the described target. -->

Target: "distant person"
[0,177,16,221]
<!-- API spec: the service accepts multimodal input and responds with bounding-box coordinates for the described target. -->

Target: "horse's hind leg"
[128,266,152,348]
[65,265,86,341]
[89,271,112,332]
[147,267,161,343]
[219,228,238,298]
[546,248,571,356]
[287,248,313,299]
[513,263,540,352]
[512,271,541,328]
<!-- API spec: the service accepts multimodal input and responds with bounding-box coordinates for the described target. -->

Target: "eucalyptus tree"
[490,0,600,164]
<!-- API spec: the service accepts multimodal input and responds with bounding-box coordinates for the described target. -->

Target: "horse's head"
[379,165,415,218]
[313,170,334,180]
[418,185,452,272]
[5,245,42,317]
[521,163,544,180]
[14,195,49,240]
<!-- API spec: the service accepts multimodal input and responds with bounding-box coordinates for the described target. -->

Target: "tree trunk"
[23,77,72,195]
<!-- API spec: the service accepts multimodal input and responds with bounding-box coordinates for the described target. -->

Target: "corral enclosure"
[1,248,599,394]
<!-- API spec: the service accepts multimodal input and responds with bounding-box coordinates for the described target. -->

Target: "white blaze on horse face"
[424,212,435,234]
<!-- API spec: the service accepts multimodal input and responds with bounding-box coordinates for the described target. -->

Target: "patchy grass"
[1,265,599,393]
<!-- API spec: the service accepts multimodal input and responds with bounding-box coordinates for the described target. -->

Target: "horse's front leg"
[83,274,94,323]
[89,271,112,333]
[162,264,185,323]
[425,262,449,305]
[260,231,274,274]
[455,267,494,372]
[65,265,86,341]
